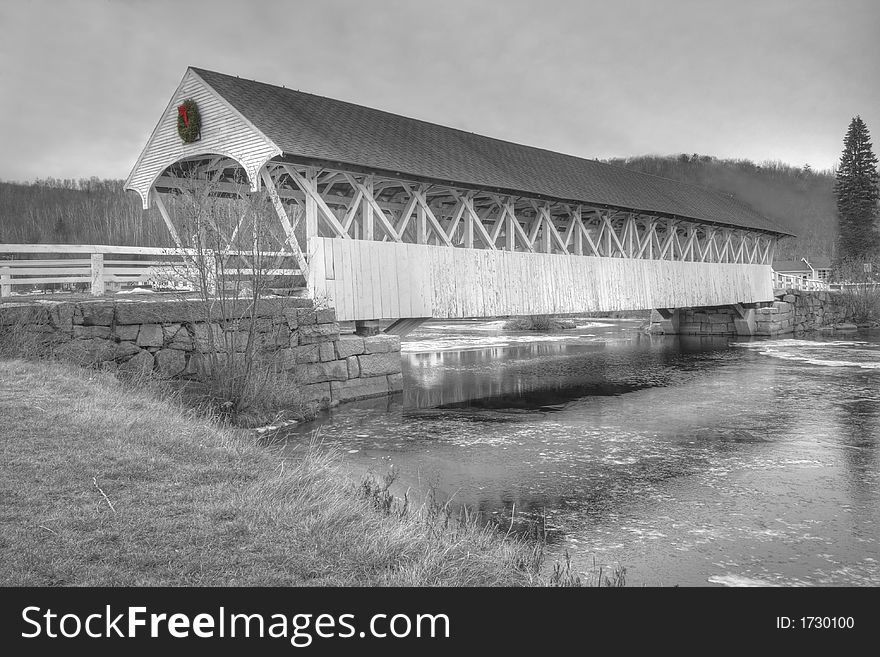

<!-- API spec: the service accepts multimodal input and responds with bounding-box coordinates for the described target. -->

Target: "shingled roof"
[193,67,792,236]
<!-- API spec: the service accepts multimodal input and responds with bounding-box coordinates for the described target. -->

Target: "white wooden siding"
[125,69,281,208]
[309,237,774,321]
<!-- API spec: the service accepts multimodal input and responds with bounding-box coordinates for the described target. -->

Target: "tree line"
[604,154,838,263]
[0,177,173,247]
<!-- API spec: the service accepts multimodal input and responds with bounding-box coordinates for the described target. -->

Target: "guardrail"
[0,244,300,298]
[771,270,829,291]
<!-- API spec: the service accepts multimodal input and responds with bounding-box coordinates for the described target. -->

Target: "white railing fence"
[0,244,301,298]
[771,270,829,291]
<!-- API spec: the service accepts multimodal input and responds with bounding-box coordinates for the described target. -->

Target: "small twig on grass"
[38,525,56,535]
[92,476,116,513]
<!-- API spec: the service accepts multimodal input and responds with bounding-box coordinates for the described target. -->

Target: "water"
[283,318,880,587]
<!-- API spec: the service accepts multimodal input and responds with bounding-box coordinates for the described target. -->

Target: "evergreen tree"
[834,116,880,261]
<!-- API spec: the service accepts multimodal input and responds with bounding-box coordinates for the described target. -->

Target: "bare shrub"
[159,170,305,425]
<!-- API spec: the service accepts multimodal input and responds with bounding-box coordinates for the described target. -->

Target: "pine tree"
[834,116,880,261]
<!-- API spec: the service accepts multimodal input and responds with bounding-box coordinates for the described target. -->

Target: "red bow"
[177,104,189,127]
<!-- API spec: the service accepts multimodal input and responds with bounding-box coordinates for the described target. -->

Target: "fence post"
[90,253,105,296]
[1,273,10,298]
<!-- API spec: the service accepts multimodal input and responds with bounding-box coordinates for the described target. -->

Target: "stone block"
[319,342,336,362]
[335,335,365,358]
[280,345,320,368]
[316,308,336,324]
[162,323,182,339]
[783,294,796,303]
[75,303,115,326]
[301,382,331,404]
[56,338,141,366]
[299,324,340,344]
[282,308,299,331]
[346,356,360,378]
[48,304,74,332]
[363,334,401,353]
[387,372,403,392]
[118,349,154,375]
[296,360,348,384]
[114,324,139,341]
[136,323,164,347]
[191,323,223,351]
[155,349,186,378]
[296,308,317,325]
[330,375,389,402]
[358,352,402,377]
[167,325,194,350]
[183,353,210,377]
[708,314,731,324]
[115,301,191,325]
[73,325,110,339]
[253,327,291,349]
[114,342,141,360]
[0,306,49,326]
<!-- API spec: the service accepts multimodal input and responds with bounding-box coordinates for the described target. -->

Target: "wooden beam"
[538,204,568,254]
[281,164,350,238]
[344,173,402,242]
[604,215,627,257]
[414,189,454,247]
[462,196,497,250]
[341,189,363,233]
[151,190,184,249]
[362,176,374,240]
[260,169,309,280]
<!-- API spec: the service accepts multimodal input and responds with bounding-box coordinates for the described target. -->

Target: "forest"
[606,154,836,261]
[0,155,837,261]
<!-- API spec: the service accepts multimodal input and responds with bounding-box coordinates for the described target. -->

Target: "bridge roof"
[193,68,792,236]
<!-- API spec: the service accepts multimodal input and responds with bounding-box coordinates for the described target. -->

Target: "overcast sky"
[1,0,878,182]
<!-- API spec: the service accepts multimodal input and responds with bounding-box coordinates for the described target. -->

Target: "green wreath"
[176,99,201,143]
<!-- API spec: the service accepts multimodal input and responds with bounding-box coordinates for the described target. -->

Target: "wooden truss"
[152,157,778,285]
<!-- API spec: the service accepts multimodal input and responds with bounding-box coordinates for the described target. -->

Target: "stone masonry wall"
[0,298,402,407]
[753,289,851,336]
[673,306,741,335]
[649,290,854,337]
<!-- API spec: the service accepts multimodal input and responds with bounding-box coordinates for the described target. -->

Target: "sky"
[0,0,878,182]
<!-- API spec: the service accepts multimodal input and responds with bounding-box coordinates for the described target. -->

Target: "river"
[283,318,880,587]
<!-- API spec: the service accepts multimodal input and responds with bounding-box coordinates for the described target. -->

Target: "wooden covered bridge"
[125,67,792,333]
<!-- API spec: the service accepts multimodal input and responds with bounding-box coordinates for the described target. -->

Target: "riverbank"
[0,358,543,586]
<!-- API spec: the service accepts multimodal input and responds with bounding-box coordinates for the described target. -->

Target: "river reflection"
[283,319,880,586]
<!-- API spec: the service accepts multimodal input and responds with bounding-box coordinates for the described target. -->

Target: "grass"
[0,358,550,586]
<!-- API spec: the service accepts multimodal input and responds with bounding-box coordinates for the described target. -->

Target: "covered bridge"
[126,67,792,325]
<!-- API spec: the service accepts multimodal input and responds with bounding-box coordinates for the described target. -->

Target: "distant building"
[773,257,832,282]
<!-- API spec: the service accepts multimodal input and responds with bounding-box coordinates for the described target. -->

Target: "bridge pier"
[650,304,757,336]
[354,320,382,337]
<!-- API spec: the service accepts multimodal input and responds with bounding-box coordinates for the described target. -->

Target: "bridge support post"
[730,303,756,336]
[355,320,382,336]
[384,317,429,337]
[653,308,680,334]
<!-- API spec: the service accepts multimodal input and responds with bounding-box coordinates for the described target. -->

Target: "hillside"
[1,158,838,261]
[0,178,172,247]
[605,155,837,261]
